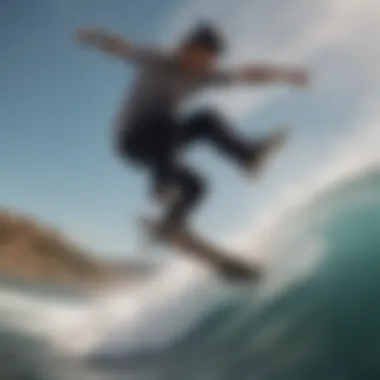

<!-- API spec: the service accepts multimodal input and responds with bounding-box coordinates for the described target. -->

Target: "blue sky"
[1,0,379,257]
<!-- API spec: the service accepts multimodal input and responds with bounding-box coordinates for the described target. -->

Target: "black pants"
[118,110,260,226]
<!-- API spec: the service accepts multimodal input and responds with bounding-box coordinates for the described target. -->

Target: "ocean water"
[1,167,380,380]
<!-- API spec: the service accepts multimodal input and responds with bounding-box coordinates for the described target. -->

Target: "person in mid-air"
[76,22,310,241]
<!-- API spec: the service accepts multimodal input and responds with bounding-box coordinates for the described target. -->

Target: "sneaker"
[247,125,289,177]
[219,258,263,281]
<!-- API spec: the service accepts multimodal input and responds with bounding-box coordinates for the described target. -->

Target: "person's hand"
[75,28,128,55]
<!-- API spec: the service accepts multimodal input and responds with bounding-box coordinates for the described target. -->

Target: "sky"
[1,0,379,257]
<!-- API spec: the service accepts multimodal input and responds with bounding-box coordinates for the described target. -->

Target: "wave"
[0,166,379,379]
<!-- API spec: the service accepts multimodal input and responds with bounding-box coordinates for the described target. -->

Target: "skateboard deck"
[141,218,262,281]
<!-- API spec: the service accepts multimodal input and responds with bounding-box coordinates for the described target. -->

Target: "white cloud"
[163,0,380,117]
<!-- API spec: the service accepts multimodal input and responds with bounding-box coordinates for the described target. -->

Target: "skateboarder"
[76,22,309,240]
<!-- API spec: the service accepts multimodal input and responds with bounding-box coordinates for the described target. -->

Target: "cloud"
[162,0,380,117]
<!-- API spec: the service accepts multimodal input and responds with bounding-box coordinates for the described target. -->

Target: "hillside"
[0,209,153,287]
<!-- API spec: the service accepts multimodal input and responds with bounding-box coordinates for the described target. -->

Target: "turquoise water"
[1,168,380,380]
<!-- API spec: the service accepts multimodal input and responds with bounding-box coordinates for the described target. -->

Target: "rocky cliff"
[0,209,153,287]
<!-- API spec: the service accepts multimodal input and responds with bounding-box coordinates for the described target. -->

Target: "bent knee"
[179,170,207,202]
[189,109,223,126]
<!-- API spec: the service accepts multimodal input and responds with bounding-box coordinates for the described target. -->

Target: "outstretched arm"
[238,64,310,87]
[212,64,310,88]
[76,27,159,63]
